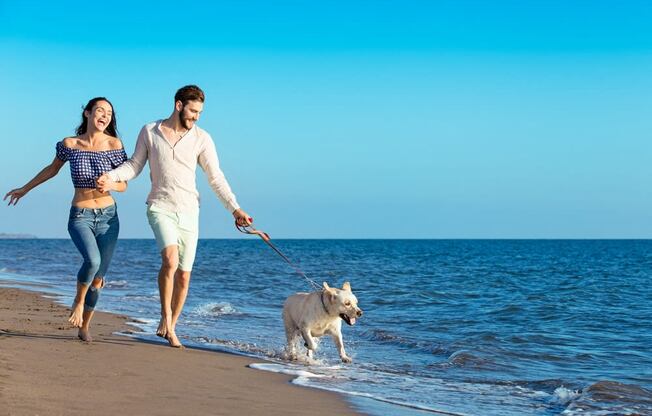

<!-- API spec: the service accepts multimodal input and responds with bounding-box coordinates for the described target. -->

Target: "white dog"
[283,282,363,363]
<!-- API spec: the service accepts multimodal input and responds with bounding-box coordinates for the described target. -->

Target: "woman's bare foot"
[78,327,92,342]
[68,302,84,328]
[156,317,168,338]
[164,330,183,348]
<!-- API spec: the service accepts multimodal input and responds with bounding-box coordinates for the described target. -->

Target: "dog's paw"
[341,356,353,364]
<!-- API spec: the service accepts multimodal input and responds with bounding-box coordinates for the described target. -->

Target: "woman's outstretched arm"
[4,157,65,205]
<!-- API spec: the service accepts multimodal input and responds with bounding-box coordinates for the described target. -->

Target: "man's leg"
[157,245,180,346]
[166,208,199,346]
[170,269,191,332]
[147,205,183,347]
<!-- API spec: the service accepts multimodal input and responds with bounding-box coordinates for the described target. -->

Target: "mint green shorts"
[146,204,199,272]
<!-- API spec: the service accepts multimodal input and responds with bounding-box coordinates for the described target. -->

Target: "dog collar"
[320,290,330,315]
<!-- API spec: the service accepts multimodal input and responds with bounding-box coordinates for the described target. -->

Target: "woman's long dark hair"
[75,97,119,137]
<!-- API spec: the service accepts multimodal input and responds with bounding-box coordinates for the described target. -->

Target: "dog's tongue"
[349,317,356,325]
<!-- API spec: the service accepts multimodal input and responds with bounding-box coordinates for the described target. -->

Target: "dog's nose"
[356,309,363,317]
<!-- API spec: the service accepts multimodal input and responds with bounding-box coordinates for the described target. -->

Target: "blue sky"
[1,1,651,238]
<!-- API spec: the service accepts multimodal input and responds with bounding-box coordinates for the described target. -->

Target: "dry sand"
[0,287,364,416]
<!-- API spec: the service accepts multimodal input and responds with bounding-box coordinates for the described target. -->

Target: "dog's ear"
[342,282,351,291]
[323,282,336,297]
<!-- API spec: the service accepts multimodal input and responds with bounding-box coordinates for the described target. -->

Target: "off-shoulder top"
[56,141,128,189]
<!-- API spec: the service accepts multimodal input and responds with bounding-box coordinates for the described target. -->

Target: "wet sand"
[0,287,363,416]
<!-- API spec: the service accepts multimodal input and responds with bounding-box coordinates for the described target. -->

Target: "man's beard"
[178,106,192,129]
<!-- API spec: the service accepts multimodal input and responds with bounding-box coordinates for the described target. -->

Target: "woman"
[4,97,128,342]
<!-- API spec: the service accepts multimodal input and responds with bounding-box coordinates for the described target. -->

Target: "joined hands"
[96,173,114,193]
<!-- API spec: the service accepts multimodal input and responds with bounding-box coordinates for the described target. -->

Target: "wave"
[584,380,652,403]
[359,329,446,354]
[444,350,498,370]
[295,382,469,416]
[551,386,582,405]
[121,294,159,301]
[192,302,239,317]
[560,380,652,416]
[105,280,129,288]
[192,336,287,361]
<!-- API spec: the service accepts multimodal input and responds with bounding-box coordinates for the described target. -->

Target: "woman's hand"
[4,187,28,206]
[96,174,115,193]
[3,158,64,206]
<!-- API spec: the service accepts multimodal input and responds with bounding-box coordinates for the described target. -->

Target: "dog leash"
[235,221,322,290]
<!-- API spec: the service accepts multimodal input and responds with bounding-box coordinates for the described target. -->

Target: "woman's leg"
[68,210,102,328]
[78,276,104,342]
[79,206,120,341]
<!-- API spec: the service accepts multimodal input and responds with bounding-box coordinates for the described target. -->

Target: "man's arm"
[106,126,149,182]
[198,135,240,213]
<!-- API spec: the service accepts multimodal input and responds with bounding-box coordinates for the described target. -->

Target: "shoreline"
[0,286,364,416]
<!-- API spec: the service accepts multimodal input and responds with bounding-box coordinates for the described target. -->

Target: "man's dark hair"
[175,85,205,105]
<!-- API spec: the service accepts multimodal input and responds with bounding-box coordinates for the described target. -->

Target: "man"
[98,85,251,348]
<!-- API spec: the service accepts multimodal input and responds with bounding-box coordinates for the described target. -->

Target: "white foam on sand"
[248,363,325,378]
[248,362,466,416]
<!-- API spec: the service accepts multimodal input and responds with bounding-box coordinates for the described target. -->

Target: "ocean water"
[0,239,651,416]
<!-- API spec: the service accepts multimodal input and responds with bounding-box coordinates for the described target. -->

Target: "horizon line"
[1,237,652,241]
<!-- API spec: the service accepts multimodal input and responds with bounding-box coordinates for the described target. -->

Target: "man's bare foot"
[156,317,168,338]
[78,328,92,342]
[164,330,183,348]
[68,302,84,328]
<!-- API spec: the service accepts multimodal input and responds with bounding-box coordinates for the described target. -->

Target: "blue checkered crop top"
[56,141,128,189]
